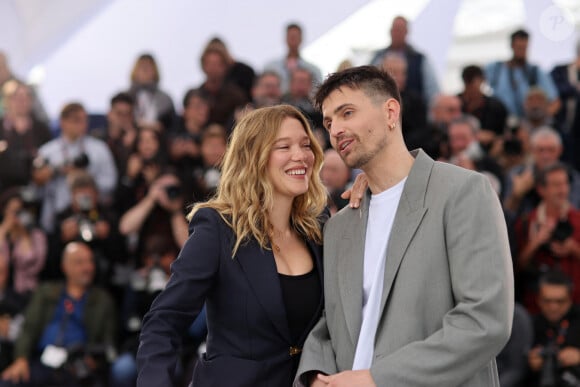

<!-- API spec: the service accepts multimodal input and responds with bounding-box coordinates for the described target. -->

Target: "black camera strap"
[546,319,569,346]
[60,137,86,165]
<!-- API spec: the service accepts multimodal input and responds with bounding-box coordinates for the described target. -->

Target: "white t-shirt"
[352,177,406,370]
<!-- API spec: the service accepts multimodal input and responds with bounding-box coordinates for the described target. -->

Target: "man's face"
[538,169,570,209]
[322,87,390,169]
[183,96,209,127]
[6,85,33,116]
[524,93,549,122]
[202,52,227,81]
[289,69,312,99]
[432,96,462,126]
[538,284,572,324]
[286,27,302,52]
[320,150,351,191]
[532,137,562,170]
[252,74,282,107]
[108,101,133,131]
[511,37,528,61]
[63,245,95,288]
[390,17,408,47]
[61,110,88,140]
[448,123,475,156]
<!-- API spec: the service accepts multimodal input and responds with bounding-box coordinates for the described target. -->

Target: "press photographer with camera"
[0,188,46,299]
[118,165,188,266]
[527,271,580,387]
[32,102,117,233]
[516,162,580,311]
[55,172,126,289]
[0,242,116,387]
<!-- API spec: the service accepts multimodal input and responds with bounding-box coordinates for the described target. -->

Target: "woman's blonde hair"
[130,53,160,84]
[188,104,326,256]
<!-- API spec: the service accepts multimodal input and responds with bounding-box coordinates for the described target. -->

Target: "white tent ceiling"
[1,0,579,120]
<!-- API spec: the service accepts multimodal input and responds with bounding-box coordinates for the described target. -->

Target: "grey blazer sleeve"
[294,310,338,386]
[369,173,514,386]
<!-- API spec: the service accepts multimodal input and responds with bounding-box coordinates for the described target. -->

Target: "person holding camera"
[0,242,116,387]
[527,271,580,387]
[516,162,580,311]
[32,103,117,233]
[118,167,188,267]
[0,188,46,299]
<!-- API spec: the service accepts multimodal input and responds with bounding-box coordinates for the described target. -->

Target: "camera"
[164,184,181,200]
[71,153,90,169]
[552,220,574,243]
[540,342,558,387]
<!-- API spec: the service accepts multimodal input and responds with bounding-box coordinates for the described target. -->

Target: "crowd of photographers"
[0,17,580,386]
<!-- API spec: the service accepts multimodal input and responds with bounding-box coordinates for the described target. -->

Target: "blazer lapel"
[378,149,432,317]
[337,197,368,347]
[236,241,290,342]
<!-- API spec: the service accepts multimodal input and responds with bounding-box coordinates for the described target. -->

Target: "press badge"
[40,345,68,368]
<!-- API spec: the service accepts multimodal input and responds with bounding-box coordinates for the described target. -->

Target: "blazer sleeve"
[294,310,338,386]
[370,172,514,386]
[136,207,221,386]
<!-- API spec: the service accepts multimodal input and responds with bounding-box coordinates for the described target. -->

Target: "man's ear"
[384,98,401,127]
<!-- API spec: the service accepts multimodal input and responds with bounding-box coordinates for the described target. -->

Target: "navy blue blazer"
[136,207,324,387]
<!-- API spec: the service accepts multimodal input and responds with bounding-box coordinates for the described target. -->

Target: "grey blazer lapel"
[378,150,432,317]
[337,198,368,348]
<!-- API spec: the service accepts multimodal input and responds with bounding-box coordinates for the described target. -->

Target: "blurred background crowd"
[0,5,579,387]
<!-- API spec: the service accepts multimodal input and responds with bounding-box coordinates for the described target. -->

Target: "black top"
[279,267,321,345]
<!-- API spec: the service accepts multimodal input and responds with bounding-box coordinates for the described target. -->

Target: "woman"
[136,105,327,386]
[127,53,175,131]
[0,188,47,298]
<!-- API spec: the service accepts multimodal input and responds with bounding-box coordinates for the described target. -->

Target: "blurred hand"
[0,315,11,338]
[558,347,580,367]
[512,168,534,198]
[528,346,544,371]
[61,217,79,242]
[529,219,556,248]
[126,155,143,179]
[1,358,30,383]
[317,370,376,387]
[94,220,110,239]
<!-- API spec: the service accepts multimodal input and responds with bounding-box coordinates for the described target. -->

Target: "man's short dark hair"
[539,270,574,295]
[461,65,484,84]
[110,92,134,108]
[60,102,85,121]
[314,65,401,112]
[182,88,208,109]
[286,23,302,33]
[510,29,529,43]
[536,162,570,187]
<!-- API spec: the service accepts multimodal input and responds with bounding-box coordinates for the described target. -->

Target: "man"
[370,16,439,104]
[251,71,283,108]
[196,46,247,127]
[295,66,513,386]
[91,92,138,176]
[520,87,554,134]
[526,271,580,387]
[515,163,580,310]
[32,103,117,233]
[485,29,560,120]
[320,149,352,214]
[458,64,507,137]
[282,68,321,127]
[551,40,580,171]
[0,242,116,386]
[503,127,580,218]
[380,53,427,150]
[264,23,322,93]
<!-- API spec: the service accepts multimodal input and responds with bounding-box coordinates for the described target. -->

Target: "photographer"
[0,80,51,192]
[32,102,117,233]
[527,271,580,387]
[0,242,116,387]
[118,167,187,266]
[0,188,46,299]
[516,162,580,311]
[55,172,125,288]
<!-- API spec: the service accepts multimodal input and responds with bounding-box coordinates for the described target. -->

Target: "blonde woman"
[137,105,327,386]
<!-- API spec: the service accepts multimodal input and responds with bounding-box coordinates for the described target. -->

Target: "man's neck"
[66,284,87,300]
[363,144,414,194]
[287,50,299,59]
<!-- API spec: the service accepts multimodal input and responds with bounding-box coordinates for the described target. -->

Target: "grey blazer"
[296,149,514,386]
